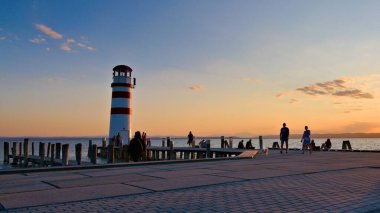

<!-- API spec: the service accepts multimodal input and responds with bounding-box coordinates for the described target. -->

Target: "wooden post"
[91,144,97,164]
[206,140,211,158]
[12,142,17,165]
[221,136,225,148]
[39,142,45,166]
[102,138,107,158]
[107,144,115,163]
[18,142,22,165]
[46,142,51,158]
[155,150,159,160]
[87,140,92,157]
[184,151,190,160]
[169,141,174,160]
[3,142,9,164]
[23,138,29,167]
[75,143,82,165]
[32,142,35,156]
[259,136,263,150]
[229,137,233,148]
[56,143,61,159]
[50,143,55,164]
[123,144,129,162]
[62,144,69,166]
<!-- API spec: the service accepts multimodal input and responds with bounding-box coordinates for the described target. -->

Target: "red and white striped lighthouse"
[109,65,136,144]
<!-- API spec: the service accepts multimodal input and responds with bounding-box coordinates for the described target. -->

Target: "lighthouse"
[109,65,136,145]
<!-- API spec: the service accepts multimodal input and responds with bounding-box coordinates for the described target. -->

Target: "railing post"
[91,144,97,164]
[102,138,107,158]
[169,141,174,160]
[206,140,211,158]
[75,143,82,165]
[123,144,129,162]
[62,144,69,166]
[20,138,29,167]
[12,142,17,165]
[56,143,61,159]
[50,143,55,164]
[87,140,92,157]
[107,144,115,163]
[259,136,263,150]
[39,142,45,166]
[3,142,9,164]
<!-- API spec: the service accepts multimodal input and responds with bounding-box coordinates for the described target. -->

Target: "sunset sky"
[1,0,380,137]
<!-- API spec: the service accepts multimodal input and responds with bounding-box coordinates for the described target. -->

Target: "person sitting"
[238,140,245,149]
[245,139,254,149]
[199,139,206,148]
[321,138,332,151]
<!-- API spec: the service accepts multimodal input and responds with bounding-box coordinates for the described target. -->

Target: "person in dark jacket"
[128,131,143,162]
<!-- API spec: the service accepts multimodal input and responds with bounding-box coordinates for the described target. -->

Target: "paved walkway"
[1,150,380,212]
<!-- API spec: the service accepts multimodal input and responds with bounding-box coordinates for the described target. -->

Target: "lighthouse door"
[119,129,130,145]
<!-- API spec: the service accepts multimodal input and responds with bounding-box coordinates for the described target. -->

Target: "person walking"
[301,126,312,154]
[280,123,290,154]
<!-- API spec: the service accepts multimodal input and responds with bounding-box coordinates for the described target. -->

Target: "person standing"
[128,131,144,162]
[301,126,312,154]
[280,123,290,154]
[187,131,194,147]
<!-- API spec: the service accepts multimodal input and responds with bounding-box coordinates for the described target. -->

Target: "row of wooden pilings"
[2,136,264,167]
[3,139,70,167]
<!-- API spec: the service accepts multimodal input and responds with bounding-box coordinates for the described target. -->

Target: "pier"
[0,151,380,212]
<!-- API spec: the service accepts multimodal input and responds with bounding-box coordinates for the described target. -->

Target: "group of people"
[279,123,332,154]
[111,131,149,162]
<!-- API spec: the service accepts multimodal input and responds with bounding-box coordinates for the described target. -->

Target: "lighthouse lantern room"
[109,65,136,145]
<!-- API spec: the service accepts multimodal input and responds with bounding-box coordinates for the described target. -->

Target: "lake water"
[1,137,379,169]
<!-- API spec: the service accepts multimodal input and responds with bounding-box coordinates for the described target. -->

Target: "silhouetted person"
[322,138,332,151]
[301,126,311,154]
[187,131,194,147]
[238,140,245,149]
[245,139,254,149]
[128,131,143,162]
[280,123,290,154]
[116,133,122,147]
[310,139,316,151]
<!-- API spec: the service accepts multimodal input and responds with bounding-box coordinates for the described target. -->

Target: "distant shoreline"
[1,133,380,139]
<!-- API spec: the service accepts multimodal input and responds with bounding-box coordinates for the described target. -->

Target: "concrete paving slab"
[46,173,160,188]
[126,174,243,191]
[77,166,163,177]
[0,182,54,194]
[141,168,224,178]
[0,183,149,209]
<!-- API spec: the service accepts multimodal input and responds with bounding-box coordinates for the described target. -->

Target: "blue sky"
[1,0,380,136]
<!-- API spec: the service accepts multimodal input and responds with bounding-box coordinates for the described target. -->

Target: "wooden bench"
[237,150,258,158]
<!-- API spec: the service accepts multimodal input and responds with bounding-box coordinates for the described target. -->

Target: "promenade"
[1,150,380,212]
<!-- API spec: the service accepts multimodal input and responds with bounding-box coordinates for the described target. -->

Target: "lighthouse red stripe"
[111,83,133,88]
[112,91,131,98]
[111,107,131,114]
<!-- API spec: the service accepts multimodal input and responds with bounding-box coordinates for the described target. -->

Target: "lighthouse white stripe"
[111,98,130,108]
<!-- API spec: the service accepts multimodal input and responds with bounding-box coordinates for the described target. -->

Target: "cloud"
[60,38,75,52]
[189,85,208,91]
[35,24,63,39]
[296,79,374,99]
[46,47,51,52]
[29,38,46,43]
[332,89,374,99]
[0,36,6,40]
[289,99,298,104]
[77,42,96,51]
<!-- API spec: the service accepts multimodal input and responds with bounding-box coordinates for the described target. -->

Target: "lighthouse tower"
[109,65,136,144]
